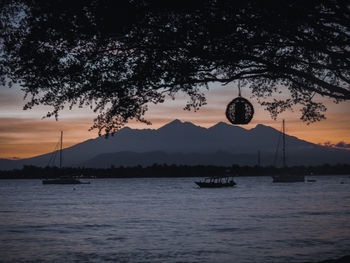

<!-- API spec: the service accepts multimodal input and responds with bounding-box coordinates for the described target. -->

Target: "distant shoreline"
[1,164,349,179]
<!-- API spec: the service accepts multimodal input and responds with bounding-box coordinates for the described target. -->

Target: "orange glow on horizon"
[0,86,349,159]
[0,115,349,159]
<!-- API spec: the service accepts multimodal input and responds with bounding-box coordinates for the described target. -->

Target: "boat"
[195,176,236,188]
[42,131,90,185]
[42,175,86,184]
[272,120,305,183]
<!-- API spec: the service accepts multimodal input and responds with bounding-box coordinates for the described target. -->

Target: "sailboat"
[272,120,305,183]
[42,131,89,185]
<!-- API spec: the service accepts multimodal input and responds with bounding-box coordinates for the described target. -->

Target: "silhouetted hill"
[0,159,16,170]
[1,120,349,170]
[81,150,350,168]
[80,151,258,168]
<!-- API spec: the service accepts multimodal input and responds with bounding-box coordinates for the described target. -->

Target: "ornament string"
[238,80,241,97]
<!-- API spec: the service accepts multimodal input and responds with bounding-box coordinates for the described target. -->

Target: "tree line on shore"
[0,164,349,179]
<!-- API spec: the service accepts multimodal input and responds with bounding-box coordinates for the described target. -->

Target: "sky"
[0,82,349,159]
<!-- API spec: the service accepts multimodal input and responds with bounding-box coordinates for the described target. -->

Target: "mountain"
[1,119,349,169]
[80,150,350,168]
[80,151,260,168]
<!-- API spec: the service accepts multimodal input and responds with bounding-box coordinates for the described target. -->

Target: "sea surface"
[0,176,350,263]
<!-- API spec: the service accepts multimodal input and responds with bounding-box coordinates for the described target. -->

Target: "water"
[0,176,349,263]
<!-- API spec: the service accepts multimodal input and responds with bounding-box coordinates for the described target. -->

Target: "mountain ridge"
[0,120,348,170]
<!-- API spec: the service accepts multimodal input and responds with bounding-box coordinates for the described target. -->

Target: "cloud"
[0,117,95,133]
[335,141,350,149]
[320,141,350,150]
[0,85,28,106]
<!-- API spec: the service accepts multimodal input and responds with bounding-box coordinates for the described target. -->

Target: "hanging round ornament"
[225,81,254,125]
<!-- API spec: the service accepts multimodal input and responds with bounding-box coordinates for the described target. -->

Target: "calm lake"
[0,176,349,263]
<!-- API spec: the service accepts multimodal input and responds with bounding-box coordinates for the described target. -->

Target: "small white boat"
[195,176,236,188]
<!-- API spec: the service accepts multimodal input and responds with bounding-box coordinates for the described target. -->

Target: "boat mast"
[60,131,63,169]
[282,119,286,168]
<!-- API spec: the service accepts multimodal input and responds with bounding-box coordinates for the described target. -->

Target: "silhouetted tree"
[1,0,349,134]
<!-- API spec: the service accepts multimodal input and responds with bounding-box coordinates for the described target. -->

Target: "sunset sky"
[1,82,349,159]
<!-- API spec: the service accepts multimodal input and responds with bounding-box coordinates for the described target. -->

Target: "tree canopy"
[1,0,349,134]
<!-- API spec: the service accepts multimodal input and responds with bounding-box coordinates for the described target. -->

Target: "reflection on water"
[0,176,349,263]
